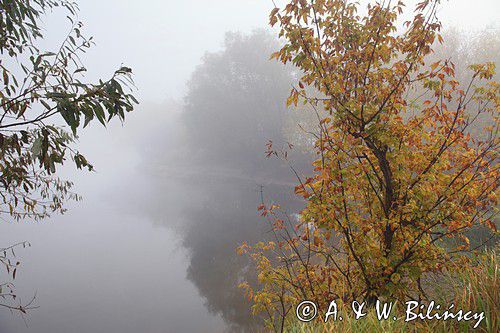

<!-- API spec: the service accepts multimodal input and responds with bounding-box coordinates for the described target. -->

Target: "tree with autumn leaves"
[239,0,498,330]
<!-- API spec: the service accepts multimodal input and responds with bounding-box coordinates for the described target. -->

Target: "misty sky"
[73,0,499,103]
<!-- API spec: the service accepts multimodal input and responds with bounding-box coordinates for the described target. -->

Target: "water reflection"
[141,31,311,331]
[0,30,311,333]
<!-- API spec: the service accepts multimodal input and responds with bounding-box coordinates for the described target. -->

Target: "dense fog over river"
[0,32,312,332]
[0,0,498,332]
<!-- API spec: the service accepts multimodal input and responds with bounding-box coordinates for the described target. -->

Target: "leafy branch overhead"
[0,0,138,315]
[0,0,138,221]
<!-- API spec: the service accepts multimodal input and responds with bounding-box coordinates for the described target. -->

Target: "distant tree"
[177,30,306,332]
[183,31,298,173]
[0,0,137,313]
[240,0,498,330]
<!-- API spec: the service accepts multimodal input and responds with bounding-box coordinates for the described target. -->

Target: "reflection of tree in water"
[159,30,311,331]
[180,178,302,331]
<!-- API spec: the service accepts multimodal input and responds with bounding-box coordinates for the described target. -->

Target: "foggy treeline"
[136,30,312,331]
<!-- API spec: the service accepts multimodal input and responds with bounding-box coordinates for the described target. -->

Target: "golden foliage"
[241,0,499,331]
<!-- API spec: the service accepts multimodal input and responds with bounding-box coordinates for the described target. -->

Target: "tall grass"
[287,248,498,333]
[440,249,498,333]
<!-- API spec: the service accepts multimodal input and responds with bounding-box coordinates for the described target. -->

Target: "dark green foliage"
[0,0,137,314]
[0,0,138,221]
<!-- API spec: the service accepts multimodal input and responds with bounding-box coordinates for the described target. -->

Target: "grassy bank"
[287,249,498,333]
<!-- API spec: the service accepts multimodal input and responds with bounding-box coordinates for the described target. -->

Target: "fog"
[0,1,499,332]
